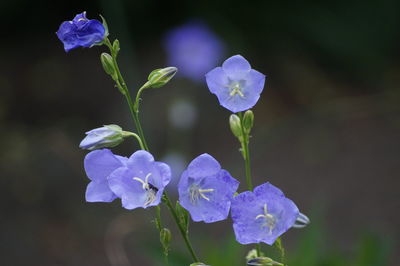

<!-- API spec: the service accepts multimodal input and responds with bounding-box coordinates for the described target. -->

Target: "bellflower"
[164,22,225,81]
[56,11,106,52]
[79,125,124,150]
[108,150,171,210]
[84,149,127,202]
[231,182,299,245]
[206,55,266,113]
[178,154,239,223]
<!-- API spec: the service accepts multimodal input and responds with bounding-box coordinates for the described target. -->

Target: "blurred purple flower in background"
[178,154,239,223]
[84,149,127,202]
[164,22,225,81]
[108,150,171,210]
[56,12,105,52]
[230,182,299,245]
[206,55,266,113]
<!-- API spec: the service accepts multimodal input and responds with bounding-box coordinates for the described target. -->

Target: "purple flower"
[56,12,106,52]
[79,125,124,150]
[84,149,127,202]
[108,150,171,210]
[164,22,225,82]
[206,55,266,113]
[178,154,239,223]
[231,182,299,245]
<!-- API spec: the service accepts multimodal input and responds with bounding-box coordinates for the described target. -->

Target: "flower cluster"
[58,12,309,265]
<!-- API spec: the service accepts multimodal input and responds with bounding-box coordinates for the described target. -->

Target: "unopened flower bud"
[147,67,177,88]
[112,39,120,54]
[190,263,210,266]
[160,228,171,254]
[229,114,242,138]
[79,125,124,150]
[243,110,254,134]
[100,53,117,80]
[247,257,283,266]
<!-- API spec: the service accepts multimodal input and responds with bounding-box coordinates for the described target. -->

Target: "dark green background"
[0,0,398,265]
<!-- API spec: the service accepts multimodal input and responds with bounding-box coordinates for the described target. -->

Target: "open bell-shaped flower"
[178,154,239,223]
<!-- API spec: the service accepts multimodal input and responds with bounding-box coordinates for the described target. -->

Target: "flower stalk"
[103,36,200,263]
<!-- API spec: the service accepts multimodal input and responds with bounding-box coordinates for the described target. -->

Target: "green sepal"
[99,14,109,38]
[175,201,189,234]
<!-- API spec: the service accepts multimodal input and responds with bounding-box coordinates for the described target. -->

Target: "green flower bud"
[243,110,254,134]
[247,257,283,266]
[160,228,171,255]
[190,263,210,266]
[113,39,120,54]
[229,114,242,138]
[147,67,178,88]
[100,53,118,81]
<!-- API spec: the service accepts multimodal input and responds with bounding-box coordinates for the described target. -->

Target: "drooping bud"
[243,110,254,134]
[147,67,178,88]
[100,53,118,81]
[229,114,242,138]
[159,228,171,256]
[247,257,283,266]
[79,124,125,150]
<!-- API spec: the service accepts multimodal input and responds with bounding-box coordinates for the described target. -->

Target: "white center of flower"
[228,81,245,98]
[255,204,276,234]
[189,184,214,204]
[77,17,87,22]
[133,173,157,206]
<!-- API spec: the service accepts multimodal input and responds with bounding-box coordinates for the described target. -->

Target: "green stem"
[238,112,253,190]
[274,237,285,263]
[104,37,200,263]
[164,193,200,262]
[238,112,259,255]
[122,131,145,150]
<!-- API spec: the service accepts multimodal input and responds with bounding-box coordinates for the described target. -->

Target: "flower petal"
[85,180,116,202]
[205,67,229,94]
[187,153,221,179]
[84,149,124,182]
[222,55,251,80]
[245,69,266,95]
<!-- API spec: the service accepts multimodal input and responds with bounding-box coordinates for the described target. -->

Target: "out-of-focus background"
[1,0,399,265]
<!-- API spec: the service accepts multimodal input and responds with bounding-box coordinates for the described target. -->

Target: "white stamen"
[133,173,152,190]
[190,186,214,203]
[255,204,276,234]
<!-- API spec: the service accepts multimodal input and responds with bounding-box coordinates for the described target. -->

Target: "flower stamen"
[255,204,276,234]
[133,173,152,190]
[189,185,214,204]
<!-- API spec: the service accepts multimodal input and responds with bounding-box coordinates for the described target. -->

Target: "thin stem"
[104,38,200,263]
[122,131,145,150]
[238,112,259,255]
[164,193,200,262]
[104,38,149,150]
[238,113,253,190]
